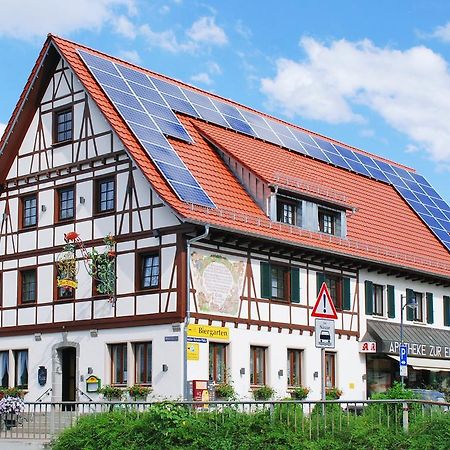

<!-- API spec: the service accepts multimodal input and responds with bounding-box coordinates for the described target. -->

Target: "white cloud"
[0,0,136,41]
[235,19,252,40]
[140,16,228,53]
[261,37,450,163]
[207,61,222,75]
[430,22,450,43]
[113,15,137,39]
[0,123,6,140]
[190,72,213,85]
[117,49,141,64]
[186,16,227,46]
[159,5,170,15]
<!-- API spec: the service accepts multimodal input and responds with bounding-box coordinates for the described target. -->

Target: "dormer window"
[277,198,297,225]
[318,207,340,236]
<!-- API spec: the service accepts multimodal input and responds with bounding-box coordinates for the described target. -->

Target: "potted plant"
[0,396,25,429]
[127,384,152,400]
[290,386,310,400]
[325,387,343,400]
[252,385,275,401]
[214,382,235,400]
[98,385,124,401]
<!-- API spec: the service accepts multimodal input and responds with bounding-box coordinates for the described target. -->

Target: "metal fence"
[0,399,448,441]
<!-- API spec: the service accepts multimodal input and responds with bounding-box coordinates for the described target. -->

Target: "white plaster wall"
[0,325,184,401]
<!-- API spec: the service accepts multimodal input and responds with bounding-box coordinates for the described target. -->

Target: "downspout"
[183,224,210,400]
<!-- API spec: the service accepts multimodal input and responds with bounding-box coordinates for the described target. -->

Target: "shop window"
[110,343,127,385]
[325,352,336,389]
[318,208,340,236]
[209,343,227,383]
[19,269,37,304]
[135,342,152,385]
[138,253,160,290]
[287,349,303,387]
[277,198,297,225]
[14,350,28,389]
[317,272,350,311]
[250,346,266,386]
[57,186,75,221]
[54,108,73,143]
[95,177,115,213]
[260,262,300,303]
[0,351,8,388]
[20,194,37,228]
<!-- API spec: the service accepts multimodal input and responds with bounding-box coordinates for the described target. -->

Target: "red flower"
[107,251,116,258]
[65,232,79,241]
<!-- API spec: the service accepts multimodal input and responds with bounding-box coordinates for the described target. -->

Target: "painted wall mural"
[190,250,246,317]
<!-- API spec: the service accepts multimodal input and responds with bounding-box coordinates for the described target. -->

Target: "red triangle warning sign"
[311,282,338,319]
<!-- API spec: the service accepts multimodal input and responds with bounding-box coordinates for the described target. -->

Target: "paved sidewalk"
[0,439,50,449]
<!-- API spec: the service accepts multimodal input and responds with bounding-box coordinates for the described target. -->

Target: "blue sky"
[1,0,450,203]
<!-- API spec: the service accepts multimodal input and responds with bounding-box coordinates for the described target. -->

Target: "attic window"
[318,207,340,236]
[54,108,73,143]
[277,198,297,225]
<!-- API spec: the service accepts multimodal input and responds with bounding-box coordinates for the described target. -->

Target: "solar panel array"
[77,49,450,251]
[78,49,215,208]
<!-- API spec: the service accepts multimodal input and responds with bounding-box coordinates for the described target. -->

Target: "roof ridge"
[50,35,414,173]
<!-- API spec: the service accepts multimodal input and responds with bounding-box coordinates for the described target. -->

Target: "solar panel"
[78,49,450,250]
[78,49,215,208]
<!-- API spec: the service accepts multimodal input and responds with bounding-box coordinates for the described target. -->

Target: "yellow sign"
[57,279,78,289]
[187,324,229,340]
[187,343,199,360]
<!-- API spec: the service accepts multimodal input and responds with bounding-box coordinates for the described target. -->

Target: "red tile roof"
[1,35,449,278]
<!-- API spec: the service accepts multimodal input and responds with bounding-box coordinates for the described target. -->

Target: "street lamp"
[399,290,418,388]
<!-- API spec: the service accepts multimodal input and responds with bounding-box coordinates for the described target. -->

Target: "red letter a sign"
[311,282,338,319]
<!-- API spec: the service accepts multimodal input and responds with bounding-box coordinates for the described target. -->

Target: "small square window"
[55,109,73,143]
[20,269,37,304]
[21,195,37,228]
[96,178,115,213]
[139,254,160,290]
[57,186,75,221]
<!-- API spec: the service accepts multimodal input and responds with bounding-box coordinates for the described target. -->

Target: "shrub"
[252,385,274,400]
[98,385,124,401]
[214,382,235,400]
[0,387,24,398]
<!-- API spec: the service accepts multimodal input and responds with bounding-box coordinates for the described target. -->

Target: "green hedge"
[52,402,450,450]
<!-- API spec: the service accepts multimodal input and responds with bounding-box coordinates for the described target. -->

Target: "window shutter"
[406,288,414,321]
[444,296,450,326]
[387,285,395,318]
[290,268,300,303]
[342,277,351,310]
[365,281,373,315]
[260,262,271,299]
[316,272,325,294]
[426,293,434,324]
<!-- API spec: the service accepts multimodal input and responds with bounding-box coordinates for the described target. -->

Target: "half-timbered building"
[0,35,449,402]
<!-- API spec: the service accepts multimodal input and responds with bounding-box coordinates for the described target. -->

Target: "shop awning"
[367,319,450,363]
[389,355,450,372]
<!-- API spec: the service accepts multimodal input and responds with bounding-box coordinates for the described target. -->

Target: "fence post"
[402,402,409,433]
[50,403,56,436]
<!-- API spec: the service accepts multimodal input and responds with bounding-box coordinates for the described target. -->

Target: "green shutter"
[290,268,300,303]
[444,296,450,326]
[426,293,434,324]
[316,272,325,294]
[365,280,373,315]
[387,285,395,318]
[406,289,414,321]
[260,262,271,299]
[342,277,351,310]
